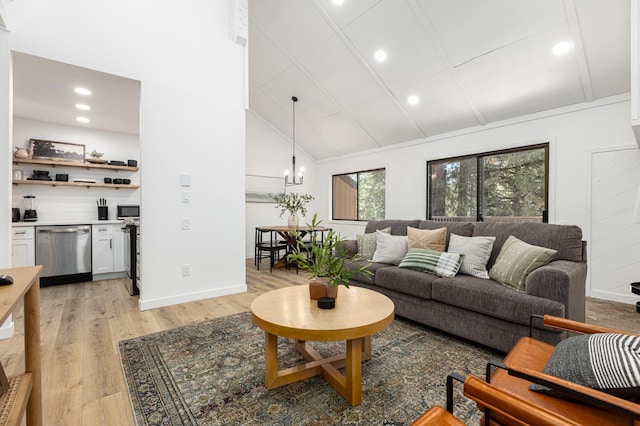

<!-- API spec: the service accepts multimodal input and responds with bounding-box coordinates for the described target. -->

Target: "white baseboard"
[590,290,637,305]
[138,284,247,311]
[0,315,14,340]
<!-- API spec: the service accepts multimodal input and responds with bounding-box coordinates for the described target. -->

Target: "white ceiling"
[12,52,141,136]
[11,1,631,159]
[249,0,631,160]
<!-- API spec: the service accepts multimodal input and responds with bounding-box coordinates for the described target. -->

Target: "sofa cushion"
[489,236,557,292]
[418,220,474,248]
[399,248,463,278]
[447,234,495,279]
[407,226,446,251]
[431,276,565,325]
[375,267,439,299]
[365,220,421,236]
[345,259,393,285]
[356,227,391,260]
[530,333,640,400]
[372,232,408,265]
[472,222,583,266]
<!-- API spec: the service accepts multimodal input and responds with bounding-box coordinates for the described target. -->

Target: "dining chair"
[255,228,288,272]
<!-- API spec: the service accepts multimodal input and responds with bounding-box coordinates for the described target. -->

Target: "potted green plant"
[272,192,314,227]
[287,214,373,300]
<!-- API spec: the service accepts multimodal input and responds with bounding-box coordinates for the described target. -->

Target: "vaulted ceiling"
[248,0,631,160]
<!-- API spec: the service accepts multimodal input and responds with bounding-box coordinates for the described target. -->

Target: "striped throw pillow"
[489,235,556,292]
[398,247,464,278]
[447,233,496,279]
[531,333,640,400]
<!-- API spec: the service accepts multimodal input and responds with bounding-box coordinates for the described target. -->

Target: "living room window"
[427,143,549,223]
[332,168,385,221]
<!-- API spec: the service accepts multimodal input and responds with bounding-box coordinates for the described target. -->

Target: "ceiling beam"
[563,0,594,102]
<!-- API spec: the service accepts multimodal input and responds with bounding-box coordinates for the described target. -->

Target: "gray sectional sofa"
[342,219,587,353]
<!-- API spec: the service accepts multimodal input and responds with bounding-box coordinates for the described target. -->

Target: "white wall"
[12,118,139,222]
[245,111,319,257]
[314,96,640,304]
[4,0,247,310]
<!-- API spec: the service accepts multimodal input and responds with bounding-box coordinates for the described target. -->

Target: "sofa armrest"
[339,239,358,257]
[525,260,587,323]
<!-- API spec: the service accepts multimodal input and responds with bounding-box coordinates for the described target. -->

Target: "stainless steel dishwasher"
[35,225,92,286]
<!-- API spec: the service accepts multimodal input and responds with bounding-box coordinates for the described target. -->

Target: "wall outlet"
[181,218,191,230]
[182,191,191,203]
[182,264,191,276]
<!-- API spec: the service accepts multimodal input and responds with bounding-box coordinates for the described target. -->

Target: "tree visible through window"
[333,168,385,221]
[428,144,548,222]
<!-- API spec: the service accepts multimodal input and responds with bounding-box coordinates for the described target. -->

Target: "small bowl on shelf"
[104,177,112,184]
[122,179,131,185]
[113,178,123,184]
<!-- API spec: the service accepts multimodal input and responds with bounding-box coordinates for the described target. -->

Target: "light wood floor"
[0,259,638,425]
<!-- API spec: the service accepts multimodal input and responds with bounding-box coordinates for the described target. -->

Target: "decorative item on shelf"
[273,192,314,228]
[30,139,85,163]
[13,146,32,159]
[287,213,373,300]
[284,96,304,186]
[86,149,107,164]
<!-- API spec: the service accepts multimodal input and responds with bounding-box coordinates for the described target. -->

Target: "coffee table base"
[263,332,372,406]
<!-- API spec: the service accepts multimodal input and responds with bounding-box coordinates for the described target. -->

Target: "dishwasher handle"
[38,227,90,234]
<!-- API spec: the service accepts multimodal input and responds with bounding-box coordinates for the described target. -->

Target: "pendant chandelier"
[284,96,304,186]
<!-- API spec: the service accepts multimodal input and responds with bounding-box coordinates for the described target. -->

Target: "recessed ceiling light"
[75,103,91,111]
[374,50,388,62]
[74,87,92,96]
[332,0,344,5]
[76,117,90,123]
[552,41,571,56]
[407,95,420,106]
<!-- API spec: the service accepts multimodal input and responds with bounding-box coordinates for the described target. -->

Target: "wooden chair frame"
[484,314,640,425]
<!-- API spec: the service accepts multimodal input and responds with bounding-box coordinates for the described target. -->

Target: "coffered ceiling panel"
[456,24,586,122]
[575,0,631,99]
[342,0,447,90]
[420,0,567,66]
[392,71,481,136]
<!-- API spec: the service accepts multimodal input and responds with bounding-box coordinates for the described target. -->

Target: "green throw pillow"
[398,247,463,278]
[489,235,557,292]
[356,227,391,260]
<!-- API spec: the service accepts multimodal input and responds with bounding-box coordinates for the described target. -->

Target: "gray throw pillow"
[356,227,391,260]
[371,232,408,265]
[447,233,495,279]
[530,333,640,400]
[489,235,556,292]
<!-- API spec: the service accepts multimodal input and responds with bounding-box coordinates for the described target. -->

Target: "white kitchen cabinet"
[92,224,126,275]
[11,227,35,267]
[92,224,114,274]
[113,224,125,273]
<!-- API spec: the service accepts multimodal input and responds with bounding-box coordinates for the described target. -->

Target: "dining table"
[256,225,331,268]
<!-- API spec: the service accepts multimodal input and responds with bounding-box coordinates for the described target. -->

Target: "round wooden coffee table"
[250,285,394,406]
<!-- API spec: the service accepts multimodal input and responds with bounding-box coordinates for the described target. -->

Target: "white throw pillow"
[447,233,496,279]
[372,231,408,265]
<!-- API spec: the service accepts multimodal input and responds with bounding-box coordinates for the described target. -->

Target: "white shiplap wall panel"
[590,147,640,303]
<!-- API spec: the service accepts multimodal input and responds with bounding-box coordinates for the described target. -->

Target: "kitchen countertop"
[12,220,126,227]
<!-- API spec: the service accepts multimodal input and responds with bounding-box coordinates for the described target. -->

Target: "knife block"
[97,206,108,220]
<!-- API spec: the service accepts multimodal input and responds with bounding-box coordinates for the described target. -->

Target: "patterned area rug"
[119,312,501,425]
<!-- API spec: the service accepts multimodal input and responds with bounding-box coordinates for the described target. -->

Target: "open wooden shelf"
[12,180,139,189]
[12,158,138,172]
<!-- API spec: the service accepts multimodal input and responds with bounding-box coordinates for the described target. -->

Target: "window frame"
[332,167,386,221]
[426,143,549,223]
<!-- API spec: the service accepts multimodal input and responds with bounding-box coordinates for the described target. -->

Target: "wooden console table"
[0,266,42,426]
